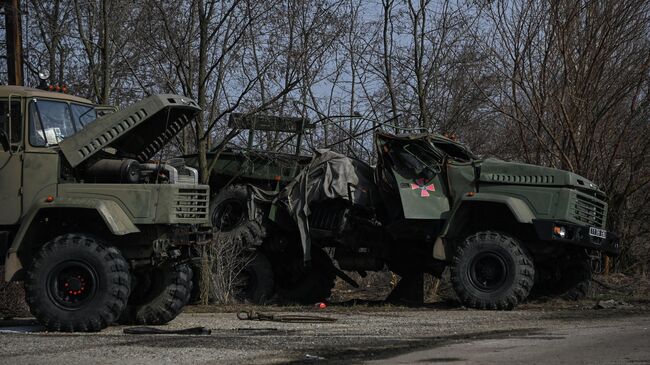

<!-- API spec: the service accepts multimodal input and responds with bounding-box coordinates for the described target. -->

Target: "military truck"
[0,86,210,331]
[183,113,391,303]
[182,114,313,249]
[215,128,620,308]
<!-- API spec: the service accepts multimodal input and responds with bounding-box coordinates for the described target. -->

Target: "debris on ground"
[594,299,634,310]
[123,326,212,335]
[591,273,650,298]
[237,311,337,323]
[304,354,326,361]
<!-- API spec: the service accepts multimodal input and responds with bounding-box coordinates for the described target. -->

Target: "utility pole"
[2,0,23,86]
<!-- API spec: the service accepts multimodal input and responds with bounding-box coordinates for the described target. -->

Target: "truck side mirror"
[0,130,9,152]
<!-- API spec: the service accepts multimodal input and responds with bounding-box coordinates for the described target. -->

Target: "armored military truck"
[0,86,210,331]
[219,129,620,308]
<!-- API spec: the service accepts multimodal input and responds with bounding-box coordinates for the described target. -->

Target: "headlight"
[38,69,50,80]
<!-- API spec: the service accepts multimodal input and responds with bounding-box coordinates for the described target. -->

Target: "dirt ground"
[1,302,649,364]
[1,271,649,364]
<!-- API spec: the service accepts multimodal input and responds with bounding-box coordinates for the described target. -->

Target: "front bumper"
[152,225,213,264]
[164,224,213,247]
[533,220,620,256]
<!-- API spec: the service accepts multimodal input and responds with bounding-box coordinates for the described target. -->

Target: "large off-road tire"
[234,252,275,304]
[210,184,266,247]
[275,248,336,304]
[451,231,534,310]
[531,253,592,301]
[119,264,193,325]
[25,234,130,332]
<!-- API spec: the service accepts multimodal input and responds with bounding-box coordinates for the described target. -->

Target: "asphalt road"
[372,314,650,364]
[0,304,648,365]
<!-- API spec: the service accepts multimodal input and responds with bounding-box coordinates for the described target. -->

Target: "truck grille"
[571,193,606,228]
[174,188,209,220]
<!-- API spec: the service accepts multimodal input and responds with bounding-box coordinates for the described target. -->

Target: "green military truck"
[213,127,620,308]
[182,114,313,249]
[0,86,210,331]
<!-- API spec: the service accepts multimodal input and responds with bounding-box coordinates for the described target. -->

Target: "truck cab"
[0,86,210,331]
[0,86,98,228]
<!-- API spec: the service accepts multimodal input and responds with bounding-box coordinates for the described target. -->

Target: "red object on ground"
[316,302,327,309]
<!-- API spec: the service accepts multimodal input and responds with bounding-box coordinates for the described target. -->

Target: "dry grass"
[330,269,650,307]
[184,271,650,314]
[0,267,29,318]
[330,270,393,303]
[590,273,650,302]
[330,268,457,304]
[198,234,252,305]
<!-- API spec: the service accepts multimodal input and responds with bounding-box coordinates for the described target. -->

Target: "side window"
[29,99,76,146]
[70,103,96,129]
[0,100,23,144]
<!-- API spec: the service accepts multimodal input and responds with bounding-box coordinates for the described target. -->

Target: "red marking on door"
[411,178,435,197]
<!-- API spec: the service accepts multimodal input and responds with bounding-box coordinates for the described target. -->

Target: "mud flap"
[433,237,446,260]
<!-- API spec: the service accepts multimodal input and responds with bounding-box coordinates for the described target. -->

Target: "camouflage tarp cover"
[249,149,375,262]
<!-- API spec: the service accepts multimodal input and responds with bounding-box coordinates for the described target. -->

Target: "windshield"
[29,99,96,146]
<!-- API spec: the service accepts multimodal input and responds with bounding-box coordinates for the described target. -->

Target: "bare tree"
[477,0,650,270]
[20,0,649,273]
[26,0,74,84]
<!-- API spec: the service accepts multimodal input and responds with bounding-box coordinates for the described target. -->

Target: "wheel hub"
[64,276,86,294]
[48,261,97,309]
[468,253,508,292]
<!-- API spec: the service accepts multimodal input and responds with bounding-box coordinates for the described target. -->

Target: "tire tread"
[450,231,534,310]
[25,233,130,332]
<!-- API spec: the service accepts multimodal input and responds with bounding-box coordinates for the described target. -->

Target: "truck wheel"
[234,252,275,304]
[211,184,266,247]
[119,264,193,325]
[25,234,130,332]
[275,248,336,304]
[451,232,534,310]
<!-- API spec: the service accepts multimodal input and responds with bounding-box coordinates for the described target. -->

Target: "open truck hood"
[59,94,201,168]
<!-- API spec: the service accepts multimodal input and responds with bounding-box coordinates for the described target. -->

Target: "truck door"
[0,97,24,225]
[21,98,61,212]
[387,141,450,220]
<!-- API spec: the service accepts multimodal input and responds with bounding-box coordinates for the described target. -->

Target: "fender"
[433,193,536,261]
[4,197,139,281]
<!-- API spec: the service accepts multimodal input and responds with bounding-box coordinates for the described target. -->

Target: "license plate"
[589,227,606,239]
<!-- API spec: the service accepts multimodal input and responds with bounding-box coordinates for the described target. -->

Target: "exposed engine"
[85,158,141,183]
[81,157,199,185]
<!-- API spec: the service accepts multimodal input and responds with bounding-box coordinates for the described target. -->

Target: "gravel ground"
[0,301,648,365]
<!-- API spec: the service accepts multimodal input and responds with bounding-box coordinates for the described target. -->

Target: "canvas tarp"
[249,149,375,262]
